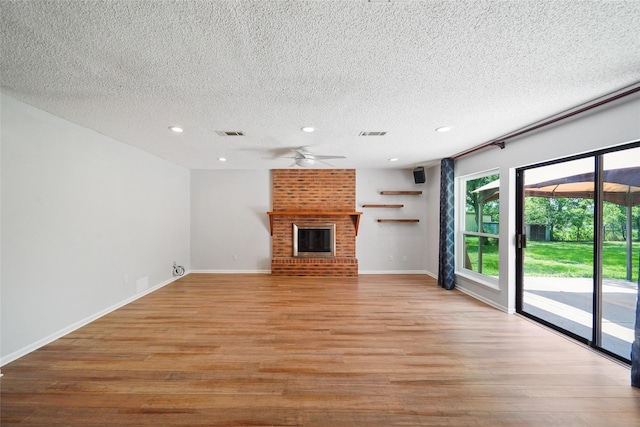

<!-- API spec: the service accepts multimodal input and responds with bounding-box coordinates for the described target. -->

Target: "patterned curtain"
[438,158,455,290]
[632,257,639,387]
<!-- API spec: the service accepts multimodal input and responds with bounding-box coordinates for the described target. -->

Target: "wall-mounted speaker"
[413,167,426,184]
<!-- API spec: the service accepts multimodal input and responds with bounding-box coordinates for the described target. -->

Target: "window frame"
[456,169,500,287]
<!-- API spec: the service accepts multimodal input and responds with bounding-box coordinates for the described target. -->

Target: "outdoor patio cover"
[524,166,640,207]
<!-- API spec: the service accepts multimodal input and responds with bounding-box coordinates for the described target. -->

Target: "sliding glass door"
[600,147,639,357]
[516,142,639,363]
[518,157,595,342]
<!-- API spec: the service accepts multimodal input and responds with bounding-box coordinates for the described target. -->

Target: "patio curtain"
[438,158,455,290]
[633,258,640,387]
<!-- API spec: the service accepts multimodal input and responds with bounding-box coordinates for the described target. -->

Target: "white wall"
[1,94,191,364]
[188,169,430,274]
[426,92,640,312]
[190,170,271,272]
[356,169,428,273]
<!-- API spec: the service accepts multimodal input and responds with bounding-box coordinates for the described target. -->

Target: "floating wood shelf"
[267,211,363,236]
[377,219,420,223]
[362,204,404,208]
[380,191,422,195]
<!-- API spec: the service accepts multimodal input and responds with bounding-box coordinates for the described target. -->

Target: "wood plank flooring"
[2,274,639,426]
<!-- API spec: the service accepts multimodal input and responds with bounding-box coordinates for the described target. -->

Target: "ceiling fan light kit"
[269,146,347,168]
[295,157,316,168]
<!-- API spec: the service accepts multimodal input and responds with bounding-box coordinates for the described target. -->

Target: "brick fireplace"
[268,169,360,277]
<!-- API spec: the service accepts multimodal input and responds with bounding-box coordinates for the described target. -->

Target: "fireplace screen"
[293,223,336,257]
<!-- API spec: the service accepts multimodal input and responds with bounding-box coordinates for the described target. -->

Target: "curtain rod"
[451,84,640,160]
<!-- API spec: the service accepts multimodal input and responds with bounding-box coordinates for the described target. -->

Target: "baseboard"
[189,270,430,276]
[189,269,271,274]
[358,270,429,275]
[423,270,510,313]
[454,285,511,313]
[1,273,187,367]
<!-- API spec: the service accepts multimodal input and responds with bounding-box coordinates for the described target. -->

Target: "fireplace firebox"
[293,223,336,258]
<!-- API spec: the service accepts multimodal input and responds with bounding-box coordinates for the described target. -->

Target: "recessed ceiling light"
[218,157,227,162]
[435,126,452,133]
[169,126,184,133]
[389,158,399,162]
[301,126,315,133]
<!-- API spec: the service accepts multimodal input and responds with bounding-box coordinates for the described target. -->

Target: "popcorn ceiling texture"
[271,169,358,277]
[1,1,639,169]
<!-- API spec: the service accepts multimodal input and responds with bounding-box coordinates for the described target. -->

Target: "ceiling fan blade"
[314,155,346,160]
[262,155,297,160]
[316,159,335,167]
[269,147,344,166]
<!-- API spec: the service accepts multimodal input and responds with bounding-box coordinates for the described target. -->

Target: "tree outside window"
[461,172,500,277]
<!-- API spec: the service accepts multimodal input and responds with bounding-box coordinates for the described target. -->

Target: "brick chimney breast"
[270,169,358,277]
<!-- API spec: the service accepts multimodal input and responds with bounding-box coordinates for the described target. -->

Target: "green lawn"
[525,241,638,281]
[465,241,499,277]
[465,240,639,282]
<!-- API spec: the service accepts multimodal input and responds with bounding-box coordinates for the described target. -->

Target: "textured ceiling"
[2,0,640,170]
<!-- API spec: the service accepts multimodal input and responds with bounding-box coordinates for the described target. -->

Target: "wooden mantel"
[267,211,363,236]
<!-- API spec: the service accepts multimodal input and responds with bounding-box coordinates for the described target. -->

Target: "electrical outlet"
[232,254,238,262]
[403,255,407,262]
[123,275,128,286]
[389,255,394,261]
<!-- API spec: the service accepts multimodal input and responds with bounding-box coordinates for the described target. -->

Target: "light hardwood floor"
[2,274,638,426]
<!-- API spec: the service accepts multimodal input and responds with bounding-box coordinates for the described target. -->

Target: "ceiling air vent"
[215,131,245,136]
[359,131,387,136]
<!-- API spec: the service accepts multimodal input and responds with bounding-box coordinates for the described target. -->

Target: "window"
[459,171,500,279]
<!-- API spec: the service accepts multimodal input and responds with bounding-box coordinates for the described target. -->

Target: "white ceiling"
[2,0,639,170]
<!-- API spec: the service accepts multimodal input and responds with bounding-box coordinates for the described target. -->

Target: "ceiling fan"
[274,146,346,168]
